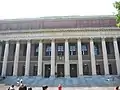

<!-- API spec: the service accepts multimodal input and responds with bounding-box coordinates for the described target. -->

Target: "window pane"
[82,44,88,55]
[70,46,76,51]
[94,46,98,55]
[46,45,51,52]
[57,45,64,51]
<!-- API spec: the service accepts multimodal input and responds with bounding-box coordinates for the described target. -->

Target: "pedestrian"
[115,86,120,90]
[28,87,32,90]
[19,84,24,90]
[42,85,48,90]
[8,85,15,90]
[24,85,27,90]
[20,79,23,86]
[17,78,20,86]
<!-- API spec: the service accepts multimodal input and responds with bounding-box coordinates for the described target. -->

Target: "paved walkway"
[0,86,115,90]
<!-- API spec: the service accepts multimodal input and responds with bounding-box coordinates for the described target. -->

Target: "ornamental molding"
[0,27,119,34]
[0,27,119,41]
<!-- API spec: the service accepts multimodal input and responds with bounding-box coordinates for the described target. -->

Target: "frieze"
[0,28,119,41]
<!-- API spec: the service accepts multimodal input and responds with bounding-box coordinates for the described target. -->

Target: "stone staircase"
[0,75,120,87]
[0,86,116,90]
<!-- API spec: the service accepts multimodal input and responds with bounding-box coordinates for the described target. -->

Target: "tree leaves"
[113,1,120,28]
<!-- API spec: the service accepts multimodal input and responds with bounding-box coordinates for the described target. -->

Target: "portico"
[0,27,119,77]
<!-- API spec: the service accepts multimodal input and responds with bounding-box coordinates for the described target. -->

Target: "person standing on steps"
[20,79,23,86]
[42,85,48,90]
[8,85,15,90]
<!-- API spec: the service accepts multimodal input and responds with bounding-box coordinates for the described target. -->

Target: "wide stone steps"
[0,75,120,87]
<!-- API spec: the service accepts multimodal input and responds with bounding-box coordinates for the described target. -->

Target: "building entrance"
[44,64,51,78]
[83,64,89,75]
[96,64,101,75]
[70,64,77,77]
[57,64,64,77]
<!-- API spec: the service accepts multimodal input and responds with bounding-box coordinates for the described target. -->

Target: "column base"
[78,75,83,78]
[37,75,42,78]
[105,74,110,76]
[24,75,29,78]
[65,75,70,78]
[13,75,18,77]
[50,75,55,78]
[92,74,97,76]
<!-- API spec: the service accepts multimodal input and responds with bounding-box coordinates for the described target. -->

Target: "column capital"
[101,36,107,39]
[27,40,31,43]
[64,38,69,42]
[113,36,118,40]
[5,40,9,44]
[101,37,106,41]
[39,39,43,42]
[51,38,55,42]
[90,37,94,41]
[77,37,82,41]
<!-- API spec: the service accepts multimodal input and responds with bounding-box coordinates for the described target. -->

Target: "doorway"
[44,64,51,78]
[96,64,101,75]
[70,64,77,77]
[57,64,64,77]
[83,64,89,75]
[33,65,38,76]
[109,64,112,75]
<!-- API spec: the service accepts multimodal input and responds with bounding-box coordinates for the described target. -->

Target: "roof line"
[0,15,115,22]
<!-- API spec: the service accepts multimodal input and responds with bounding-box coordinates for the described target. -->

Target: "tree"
[113,1,120,27]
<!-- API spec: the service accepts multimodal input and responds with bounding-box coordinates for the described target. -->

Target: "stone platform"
[0,75,120,87]
[0,86,116,90]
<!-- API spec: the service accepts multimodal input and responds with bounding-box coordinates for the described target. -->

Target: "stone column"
[37,40,43,76]
[101,38,109,75]
[25,40,31,76]
[113,37,120,75]
[50,39,55,77]
[90,38,96,75]
[1,41,9,76]
[77,39,83,76]
[65,39,70,77]
[13,41,20,76]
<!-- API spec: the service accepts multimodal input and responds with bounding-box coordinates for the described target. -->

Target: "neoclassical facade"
[0,15,120,77]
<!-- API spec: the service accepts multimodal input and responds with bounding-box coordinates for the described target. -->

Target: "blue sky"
[0,0,118,19]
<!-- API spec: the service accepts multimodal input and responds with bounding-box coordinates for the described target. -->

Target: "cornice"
[0,27,119,34]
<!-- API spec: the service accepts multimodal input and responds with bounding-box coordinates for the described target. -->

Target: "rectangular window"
[57,44,64,56]
[81,43,88,55]
[45,44,51,56]
[34,44,38,56]
[69,44,76,55]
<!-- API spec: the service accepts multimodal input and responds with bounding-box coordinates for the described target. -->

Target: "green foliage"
[113,1,120,27]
